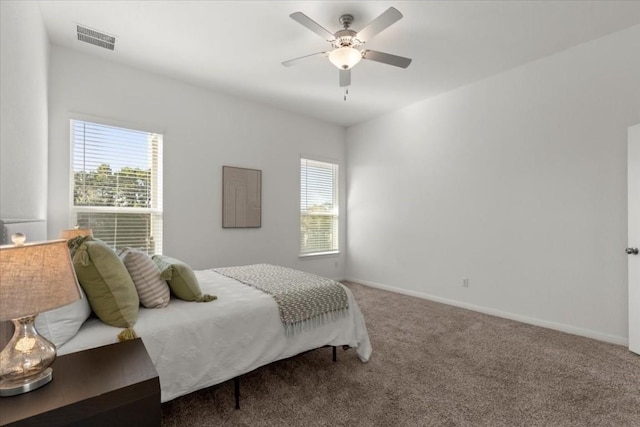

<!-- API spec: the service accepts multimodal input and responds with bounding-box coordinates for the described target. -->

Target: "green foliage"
[76,212,154,254]
[74,163,152,208]
[300,212,337,253]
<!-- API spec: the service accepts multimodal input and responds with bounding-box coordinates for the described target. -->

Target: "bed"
[57,268,372,403]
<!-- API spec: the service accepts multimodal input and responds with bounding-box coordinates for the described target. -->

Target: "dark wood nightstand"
[0,338,160,427]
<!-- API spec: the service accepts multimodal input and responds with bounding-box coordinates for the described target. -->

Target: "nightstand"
[0,338,160,427]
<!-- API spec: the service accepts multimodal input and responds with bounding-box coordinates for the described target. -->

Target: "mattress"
[58,269,372,402]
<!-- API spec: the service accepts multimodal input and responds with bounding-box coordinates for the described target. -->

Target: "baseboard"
[346,277,629,347]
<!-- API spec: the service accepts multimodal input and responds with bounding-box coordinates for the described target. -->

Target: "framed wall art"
[222,166,262,228]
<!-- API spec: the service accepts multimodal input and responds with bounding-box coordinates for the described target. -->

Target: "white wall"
[0,1,49,220]
[48,46,346,279]
[346,25,640,344]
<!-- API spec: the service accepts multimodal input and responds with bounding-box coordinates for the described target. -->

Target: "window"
[71,119,163,255]
[300,157,338,255]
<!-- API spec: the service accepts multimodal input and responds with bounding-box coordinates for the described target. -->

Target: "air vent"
[76,25,115,50]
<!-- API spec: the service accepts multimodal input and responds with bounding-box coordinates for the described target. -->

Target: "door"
[628,124,640,355]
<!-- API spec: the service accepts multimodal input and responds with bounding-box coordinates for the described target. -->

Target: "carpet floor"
[161,281,640,426]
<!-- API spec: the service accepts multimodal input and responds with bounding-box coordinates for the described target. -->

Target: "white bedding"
[58,269,372,403]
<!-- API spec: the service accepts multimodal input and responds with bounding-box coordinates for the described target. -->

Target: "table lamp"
[0,234,82,397]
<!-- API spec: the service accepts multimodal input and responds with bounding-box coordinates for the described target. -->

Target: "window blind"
[71,120,163,254]
[300,158,338,255]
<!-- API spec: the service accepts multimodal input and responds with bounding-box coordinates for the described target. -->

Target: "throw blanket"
[212,264,349,336]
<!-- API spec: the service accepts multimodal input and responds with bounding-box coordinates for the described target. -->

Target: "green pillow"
[152,255,216,302]
[73,239,139,327]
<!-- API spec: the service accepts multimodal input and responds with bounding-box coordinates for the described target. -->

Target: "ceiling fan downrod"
[339,14,354,29]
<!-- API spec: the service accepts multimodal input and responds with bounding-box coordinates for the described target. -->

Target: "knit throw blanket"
[213,264,349,336]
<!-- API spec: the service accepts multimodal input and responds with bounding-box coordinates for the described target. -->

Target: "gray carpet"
[161,282,640,426]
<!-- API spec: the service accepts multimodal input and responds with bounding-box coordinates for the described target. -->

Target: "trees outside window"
[300,158,338,255]
[71,120,162,254]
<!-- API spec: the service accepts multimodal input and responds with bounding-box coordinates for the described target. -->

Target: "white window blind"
[71,120,163,255]
[300,158,338,255]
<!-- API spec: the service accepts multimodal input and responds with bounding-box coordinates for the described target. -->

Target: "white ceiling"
[38,1,640,127]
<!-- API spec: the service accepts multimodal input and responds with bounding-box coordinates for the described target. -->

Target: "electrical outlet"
[462,278,469,287]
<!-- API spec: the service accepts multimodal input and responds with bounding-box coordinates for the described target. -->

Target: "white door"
[628,124,640,355]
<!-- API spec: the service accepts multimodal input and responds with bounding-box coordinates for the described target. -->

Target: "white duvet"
[58,270,372,403]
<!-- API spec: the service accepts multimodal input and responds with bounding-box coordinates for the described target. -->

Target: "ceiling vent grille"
[76,25,115,50]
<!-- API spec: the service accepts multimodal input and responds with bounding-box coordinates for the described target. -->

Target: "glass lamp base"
[0,367,52,397]
[0,315,57,398]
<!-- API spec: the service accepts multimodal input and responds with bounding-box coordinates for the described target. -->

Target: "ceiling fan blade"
[290,12,336,41]
[339,69,351,87]
[282,52,327,67]
[356,7,403,42]
[362,50,412,68]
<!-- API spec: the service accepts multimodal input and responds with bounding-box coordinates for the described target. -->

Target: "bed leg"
[332,346,337,362]
[234,377,240,410]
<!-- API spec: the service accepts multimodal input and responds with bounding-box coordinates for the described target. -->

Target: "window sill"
[299,251,340,259]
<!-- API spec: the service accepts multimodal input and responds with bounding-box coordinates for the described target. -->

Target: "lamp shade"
[329,47,362,70]
[0,239,81,320]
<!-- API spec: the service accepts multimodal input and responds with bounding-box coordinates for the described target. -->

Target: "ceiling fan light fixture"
[329,46,362,70]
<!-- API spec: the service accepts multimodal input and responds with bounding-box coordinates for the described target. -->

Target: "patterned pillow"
[119,248,170,308]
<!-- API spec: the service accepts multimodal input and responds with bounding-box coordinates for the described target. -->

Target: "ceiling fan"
[282,7,412,87]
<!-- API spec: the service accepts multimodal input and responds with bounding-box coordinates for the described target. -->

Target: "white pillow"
[119,248,170,308]
[35,287,92,348]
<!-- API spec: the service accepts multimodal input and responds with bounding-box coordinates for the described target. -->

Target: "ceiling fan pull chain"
[344,88,349,101]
